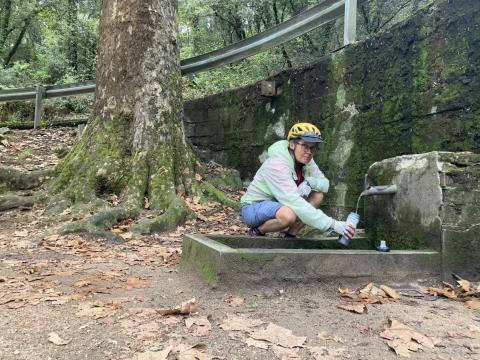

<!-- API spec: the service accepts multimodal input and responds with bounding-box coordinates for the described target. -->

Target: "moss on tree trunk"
[0,0,241,236]
[47,0,198,233]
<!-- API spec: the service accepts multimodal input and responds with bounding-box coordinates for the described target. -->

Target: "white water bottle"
[338,212,360,246]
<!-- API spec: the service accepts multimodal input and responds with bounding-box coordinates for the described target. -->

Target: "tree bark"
[3,10,40,67]
[67,0,79,72]
[0,0,13,51]
[3,19,28,67]
[52,0,195,232]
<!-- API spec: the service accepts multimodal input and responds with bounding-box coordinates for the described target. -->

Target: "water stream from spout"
[355,194,363,215]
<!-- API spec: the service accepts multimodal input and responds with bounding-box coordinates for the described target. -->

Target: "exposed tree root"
[201,182,241,210]
[1,160,241,240]
[0,192,43,211]
[0,166,53,191]
[57,204,141,235]
[132,195,192,235]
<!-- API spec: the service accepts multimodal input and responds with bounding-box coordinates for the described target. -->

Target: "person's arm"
[262,158,333,232]
[304,160,329,193]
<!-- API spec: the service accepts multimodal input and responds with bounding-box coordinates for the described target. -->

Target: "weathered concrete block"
[182,234,441,286]
[364,151,480,280]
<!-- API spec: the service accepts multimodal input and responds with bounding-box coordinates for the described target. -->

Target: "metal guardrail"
[0,0,360,128]
[182,0,360,74]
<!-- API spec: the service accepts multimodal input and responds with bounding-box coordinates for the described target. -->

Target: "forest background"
[0,0,431,122]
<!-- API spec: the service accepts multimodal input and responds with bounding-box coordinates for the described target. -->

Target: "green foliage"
[0,0,437,115]
[0,0,99,89]
[17,147,33,160]
[54,146,69,159]
[179,0,325,100]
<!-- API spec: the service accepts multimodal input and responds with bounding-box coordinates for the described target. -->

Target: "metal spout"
[360,184,397,196]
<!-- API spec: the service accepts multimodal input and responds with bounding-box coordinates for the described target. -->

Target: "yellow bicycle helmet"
[287,122,325,143]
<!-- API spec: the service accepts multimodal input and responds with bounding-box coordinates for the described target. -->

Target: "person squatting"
[240,122,356,240]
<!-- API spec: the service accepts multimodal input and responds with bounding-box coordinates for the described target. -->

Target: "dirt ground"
[0,129,479,360]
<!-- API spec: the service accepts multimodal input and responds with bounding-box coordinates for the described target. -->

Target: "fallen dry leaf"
[74,272,119,288]
[226,295,245,307]
[121,277,151,290]
[380,285,401,300]
[371,285,386,297]
[48,332,71,346]
[245,337,269,349]
[44,234,60,242]
[458,280,471,292]
[119,232,133,240]
[197,213,208,222]
[249,323,306,348]
[427,287,457,299]
[271,345,300,359]
[359,282,373,295]
[14,230,29,237]
[380,318,438,358]
[185,316,212,337]
[468,324,480,333]
[465,300,480,310]
[317,331,344,343]
[338,283,392,304]
[219,313,265,332]
[75,301,121,319]
[157,298,197,316]
[386,339,420,357]
[6,301,26,309]
[60,208,71,216]
[337,303,367,314]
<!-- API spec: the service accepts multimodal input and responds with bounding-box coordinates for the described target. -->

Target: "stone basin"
[181,234,441,286]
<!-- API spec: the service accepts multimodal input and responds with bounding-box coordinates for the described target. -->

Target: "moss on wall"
[184,0,480,220]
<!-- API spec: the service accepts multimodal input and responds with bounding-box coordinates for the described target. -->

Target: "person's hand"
[297,181,312,197]
[331,220,356,240]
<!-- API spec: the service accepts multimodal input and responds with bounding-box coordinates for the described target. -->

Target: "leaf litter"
[380,318,441,357]
[424,277,480,310]
[1,129,479,360]
[48,332,71,346]
[337,282,401,314]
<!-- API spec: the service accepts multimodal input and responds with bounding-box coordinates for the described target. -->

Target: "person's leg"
[242,201,290,236]
[257,206,296,234]
[285,191,324,236]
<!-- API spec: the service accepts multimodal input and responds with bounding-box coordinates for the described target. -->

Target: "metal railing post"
[34,85,45,129]
[344,0,357,46]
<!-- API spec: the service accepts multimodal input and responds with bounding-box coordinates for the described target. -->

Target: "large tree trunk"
[51,0,196,233]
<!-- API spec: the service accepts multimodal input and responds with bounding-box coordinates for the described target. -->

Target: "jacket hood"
[267,140,294,168]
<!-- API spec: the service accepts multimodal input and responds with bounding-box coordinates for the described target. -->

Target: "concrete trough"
[181,234,441,286]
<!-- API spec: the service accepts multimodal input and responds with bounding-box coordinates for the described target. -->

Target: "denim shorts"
[241,200,283,227]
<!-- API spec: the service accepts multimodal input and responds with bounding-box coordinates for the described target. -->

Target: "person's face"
[292,140,318,164]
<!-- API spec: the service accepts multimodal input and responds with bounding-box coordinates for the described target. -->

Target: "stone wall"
[364,151,480,280]
[184,0,480,219]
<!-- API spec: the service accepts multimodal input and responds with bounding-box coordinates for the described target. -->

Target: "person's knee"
[276,207,297,228]
[308,191,324,208]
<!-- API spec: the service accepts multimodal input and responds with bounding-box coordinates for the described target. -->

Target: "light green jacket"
[241,140,333,231]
